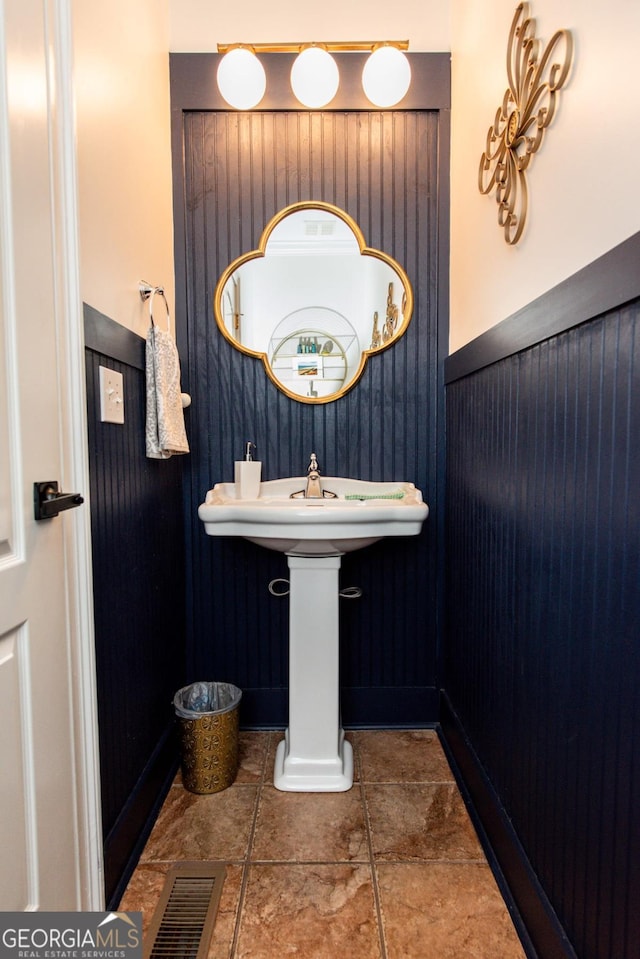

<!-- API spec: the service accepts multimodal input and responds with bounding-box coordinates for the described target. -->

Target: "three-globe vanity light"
[215,42,411,110]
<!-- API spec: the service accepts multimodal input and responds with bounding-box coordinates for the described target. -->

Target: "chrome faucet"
[290,452,337,499]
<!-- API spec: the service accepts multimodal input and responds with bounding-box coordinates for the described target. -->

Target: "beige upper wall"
[72,0,449,338]
[73,0,175,337]
[72,0,639,353]
[450,0,640,352]
[168,0,451,52]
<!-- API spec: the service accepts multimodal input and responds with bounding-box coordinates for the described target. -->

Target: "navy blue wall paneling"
[84,306,186,905]
[172,87,448,726]
[445,243,640,959]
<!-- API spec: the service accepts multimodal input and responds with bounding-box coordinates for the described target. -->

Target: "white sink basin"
[198,476,428,556]
[199,474,428,791]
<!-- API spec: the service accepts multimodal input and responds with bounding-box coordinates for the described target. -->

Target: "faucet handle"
[308,452,319,474]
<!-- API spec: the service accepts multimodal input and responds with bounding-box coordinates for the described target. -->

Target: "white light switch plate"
[99,366,125,424]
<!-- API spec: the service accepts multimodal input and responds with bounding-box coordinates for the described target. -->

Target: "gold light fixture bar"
[217,41,409,54]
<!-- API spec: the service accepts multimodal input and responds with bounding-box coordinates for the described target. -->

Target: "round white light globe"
[217,48,266,110]
[290,47,339,108]
[362,46,411,108]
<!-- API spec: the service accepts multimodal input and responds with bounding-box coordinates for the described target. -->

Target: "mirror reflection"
[213,202,413,402]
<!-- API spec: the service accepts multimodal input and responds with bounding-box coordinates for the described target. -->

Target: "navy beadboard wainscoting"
[443,234,640,959]
[170,54,450,728]
[84,306,186,906]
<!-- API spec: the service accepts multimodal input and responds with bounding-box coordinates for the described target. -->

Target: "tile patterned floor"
[120,730,526,959]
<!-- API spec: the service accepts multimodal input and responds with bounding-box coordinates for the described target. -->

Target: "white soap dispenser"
[235,441,262,499]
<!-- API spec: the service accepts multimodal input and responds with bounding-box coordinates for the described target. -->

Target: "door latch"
[34,481,84,520]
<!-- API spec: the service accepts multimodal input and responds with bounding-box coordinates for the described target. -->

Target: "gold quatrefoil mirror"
[213,201,413,402]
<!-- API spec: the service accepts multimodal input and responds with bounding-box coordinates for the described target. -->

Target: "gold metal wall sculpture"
[478,3,573,245]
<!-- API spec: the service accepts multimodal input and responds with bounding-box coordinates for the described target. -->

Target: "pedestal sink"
[198,476,428,791]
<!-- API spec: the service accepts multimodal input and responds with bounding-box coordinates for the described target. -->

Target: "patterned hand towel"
[145,324,190,459]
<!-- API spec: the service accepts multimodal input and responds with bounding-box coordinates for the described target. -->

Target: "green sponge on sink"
[344,490,405,501]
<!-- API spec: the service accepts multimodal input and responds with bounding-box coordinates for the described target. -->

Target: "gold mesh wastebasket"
[174,682,242,794]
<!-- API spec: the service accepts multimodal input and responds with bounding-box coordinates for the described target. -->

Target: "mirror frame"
[213,200,414,403]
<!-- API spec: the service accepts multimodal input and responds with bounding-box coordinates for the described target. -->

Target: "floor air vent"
[144,862,225,959]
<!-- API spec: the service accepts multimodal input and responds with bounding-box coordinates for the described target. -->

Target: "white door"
[0,0,102,910]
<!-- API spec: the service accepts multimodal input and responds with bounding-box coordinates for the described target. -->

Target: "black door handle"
[34,481,84,520]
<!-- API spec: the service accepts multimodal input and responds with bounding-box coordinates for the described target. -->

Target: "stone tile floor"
[120,729,526,958]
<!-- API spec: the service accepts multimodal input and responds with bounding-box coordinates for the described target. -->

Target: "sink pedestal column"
[274,554,353,792]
